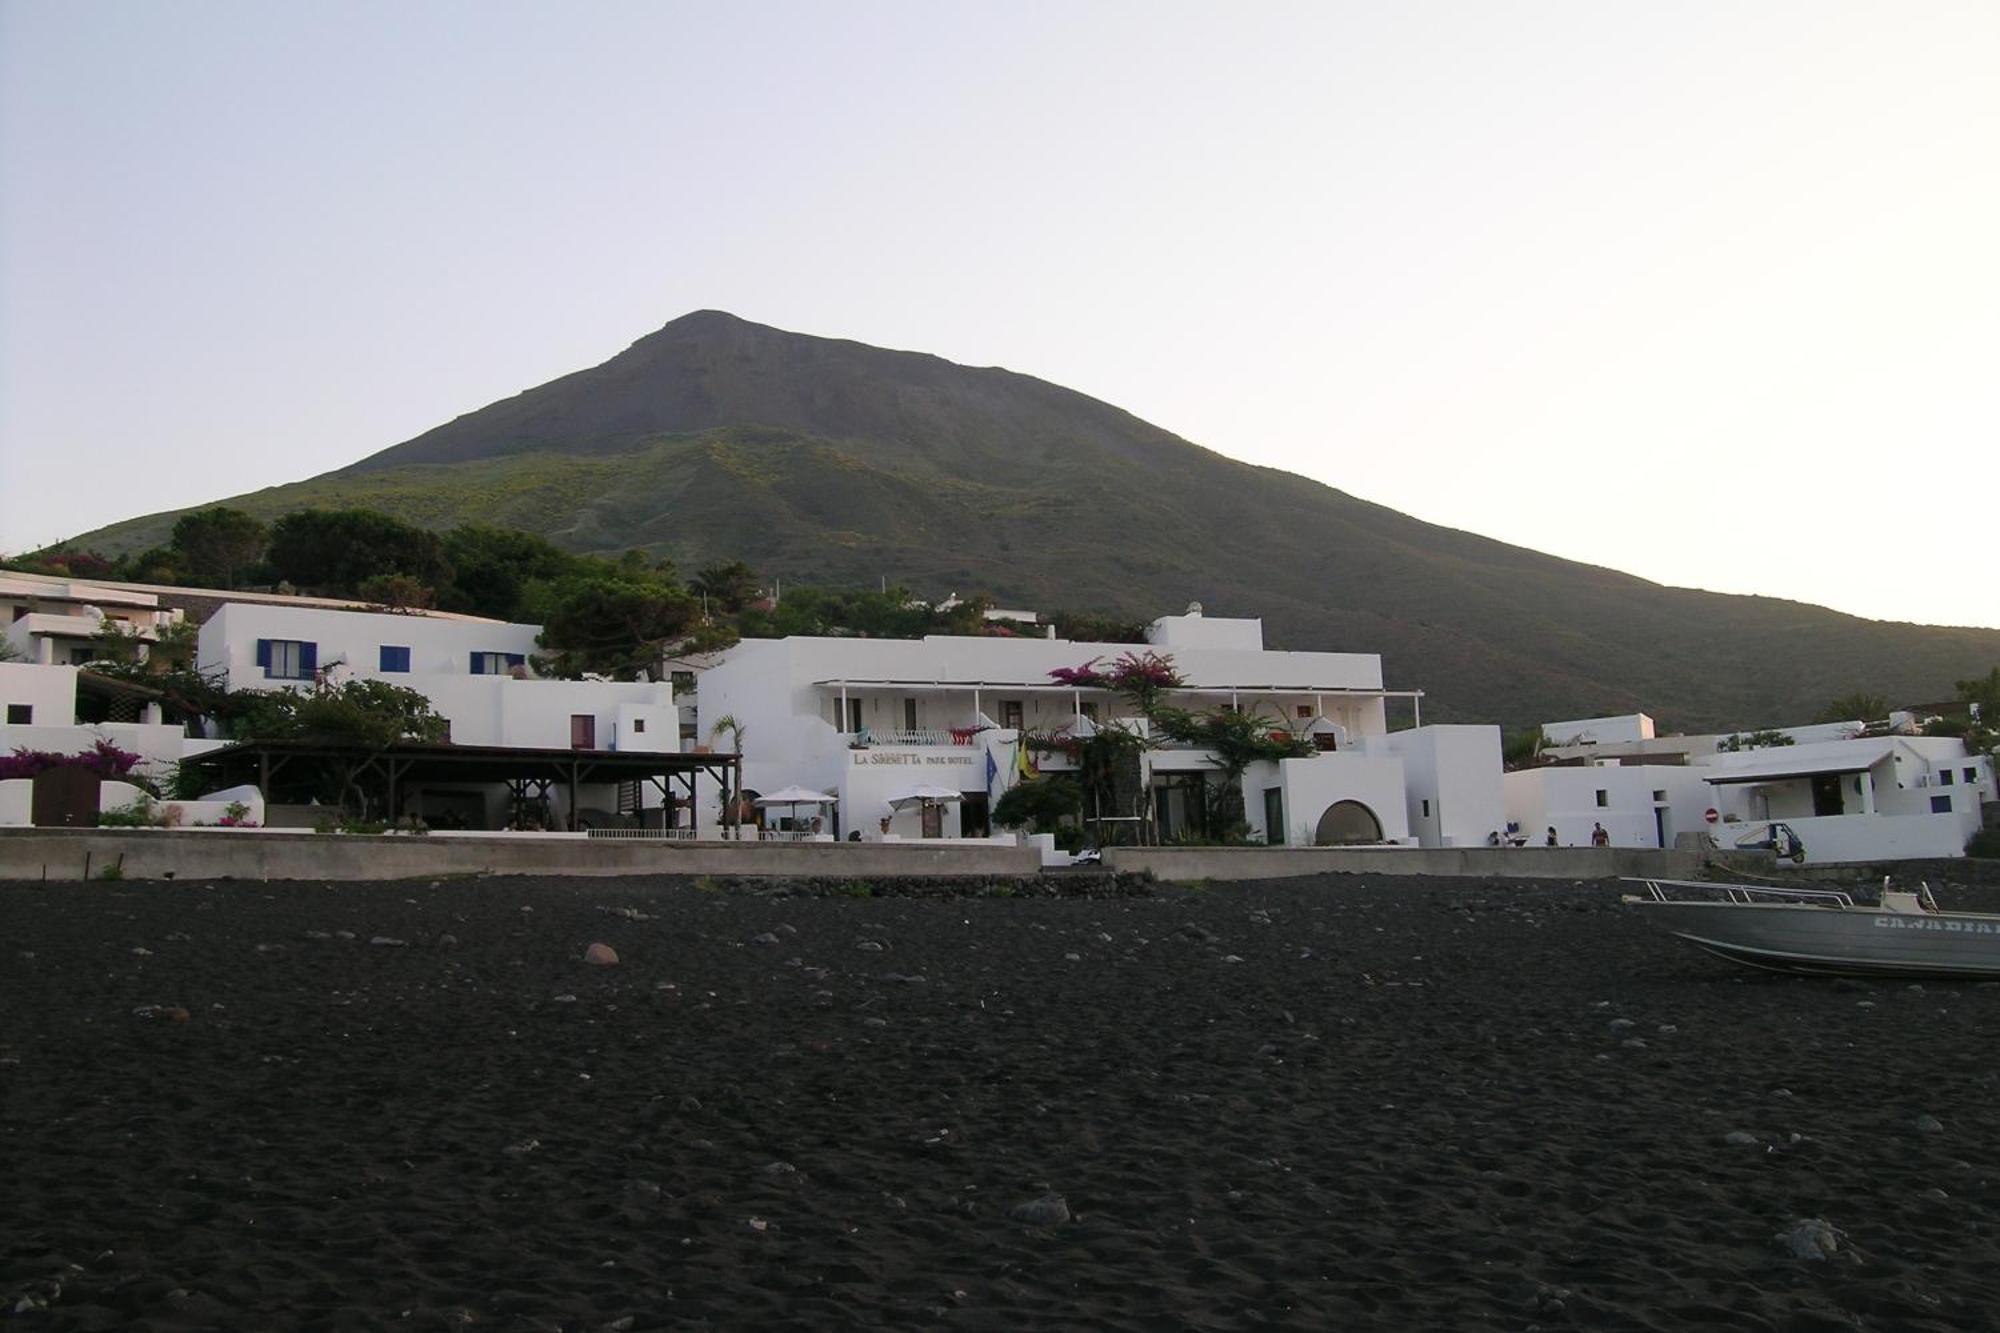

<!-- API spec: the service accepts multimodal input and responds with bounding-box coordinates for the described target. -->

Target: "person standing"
[1545,826,1559,847]
[1591,822,1610,847]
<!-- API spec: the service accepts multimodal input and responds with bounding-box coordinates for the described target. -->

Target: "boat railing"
[1623,877,1857,908]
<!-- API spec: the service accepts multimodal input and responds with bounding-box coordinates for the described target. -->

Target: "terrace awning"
[1702,745,1893,786]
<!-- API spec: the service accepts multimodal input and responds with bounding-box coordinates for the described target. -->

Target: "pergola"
[179,738,741,831]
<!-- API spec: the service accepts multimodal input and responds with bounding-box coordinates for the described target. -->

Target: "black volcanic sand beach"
[6,873,2000,1332]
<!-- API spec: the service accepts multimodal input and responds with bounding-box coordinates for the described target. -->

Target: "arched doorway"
[1313,800,1382,845]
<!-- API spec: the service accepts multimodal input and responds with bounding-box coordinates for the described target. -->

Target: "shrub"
[1969,827,2000,860]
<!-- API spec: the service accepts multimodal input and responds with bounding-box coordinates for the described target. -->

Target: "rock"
[1607,1018,1635,1032]
[1009,1193,1071,1227]
[584,942,619,966]
[370,936,407,947]
[1063,952,1082,962]
[1724,1130,1759,1147]
[334,930,356,941]
[750,932,781,947]
[1915,1114,1944,1135]
[856,940,887,953]
[1656,1024,1678,1035]
[762,1161,799,1177]
[130,946,153,957]
[437,933,459,948]
[1776,1217,1847,1261]
[1923,1187,1950,1201]
[1176,923,1217,943]
[1220,954,1245,964]
[503,1137,541,1156]
[1620,1038,1648,1049]
[862,1017,888,1028]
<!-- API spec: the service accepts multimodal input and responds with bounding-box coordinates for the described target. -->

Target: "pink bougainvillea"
[0,739,144,782]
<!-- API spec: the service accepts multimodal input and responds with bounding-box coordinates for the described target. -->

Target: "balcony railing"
[842,728,985,748]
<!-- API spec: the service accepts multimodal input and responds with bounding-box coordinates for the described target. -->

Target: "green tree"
[690,561,761,613]
[439,525,577,620]
[992,774,1083,834]
[1957,667,2000,724]
[234,678,450,816]
[1817,692,1888,725]
[357,573,436,611]
[267,509,450,594]
[169,507,269,587]
[526,571,698,679]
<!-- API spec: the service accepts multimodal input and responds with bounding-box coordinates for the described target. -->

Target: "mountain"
[71,310,2000,731]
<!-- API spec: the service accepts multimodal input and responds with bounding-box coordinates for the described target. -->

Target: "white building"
[2,574,185,667]
[695,608,1500,846]
[1511,712,1995,862]
[195,602,684,829]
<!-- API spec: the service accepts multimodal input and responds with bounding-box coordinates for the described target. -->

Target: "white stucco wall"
[1504,764,1712,848]
[1243,751,1411,847]
[199,603,543,692]
[0,663,82,725]
[1541,713,1655,746]
[1145,612,1264,651]
[1386,725,1505,847]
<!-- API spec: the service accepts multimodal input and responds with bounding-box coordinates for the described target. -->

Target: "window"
[1651,790,1666,803]
[1931,795,1952,814]
[1002,701,1023,730]
[846,698,863,733]
[379,645,411,673]
[570,715,596,750]
[256,638,317,680]
[471,651,526,675]
[1079,701,1099,720]
[632,717,646,734]
[1420,798,1431,818]
[1595,789,1609,808]
[69,647,95,665]
[1940,769,1954,786]
[5,704,30,724]
[904,697,918,730]
[11,606,29,621]
[1968,768,1980,784]
[1296,705,1312,719]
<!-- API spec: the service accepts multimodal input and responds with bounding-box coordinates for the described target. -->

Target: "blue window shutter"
[255,639,272,669]
[506,653,526,669]
[380,645,409,672]
[299,642,318,675]
[470,652,484,675]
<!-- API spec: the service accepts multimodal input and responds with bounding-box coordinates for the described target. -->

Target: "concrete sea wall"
[1105,844,1706,881]
[0,829,1043,883]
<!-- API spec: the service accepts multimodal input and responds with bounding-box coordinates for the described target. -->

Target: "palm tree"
[708,714,746,839]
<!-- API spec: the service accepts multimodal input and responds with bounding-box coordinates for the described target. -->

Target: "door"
[570,714,596,750]
[1264,788,1285,845]
[1809,774,1845,817]
[32,767,100,827]
[921,803,944,838]
[959,793,990,838]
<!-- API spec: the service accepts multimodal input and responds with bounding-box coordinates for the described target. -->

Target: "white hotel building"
[695,608,1504,846]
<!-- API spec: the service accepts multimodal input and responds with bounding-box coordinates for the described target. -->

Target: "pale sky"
[2,1,1995,628]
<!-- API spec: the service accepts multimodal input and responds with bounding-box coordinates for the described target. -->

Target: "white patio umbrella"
[885,782,964,808]
[754,785,838,832]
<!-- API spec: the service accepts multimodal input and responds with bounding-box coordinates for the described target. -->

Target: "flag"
[985,749,998,799]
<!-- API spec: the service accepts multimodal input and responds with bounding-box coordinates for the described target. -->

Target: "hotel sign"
[851,750,980,767]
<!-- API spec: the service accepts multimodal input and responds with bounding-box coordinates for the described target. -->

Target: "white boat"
[1622,877,2000,979]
